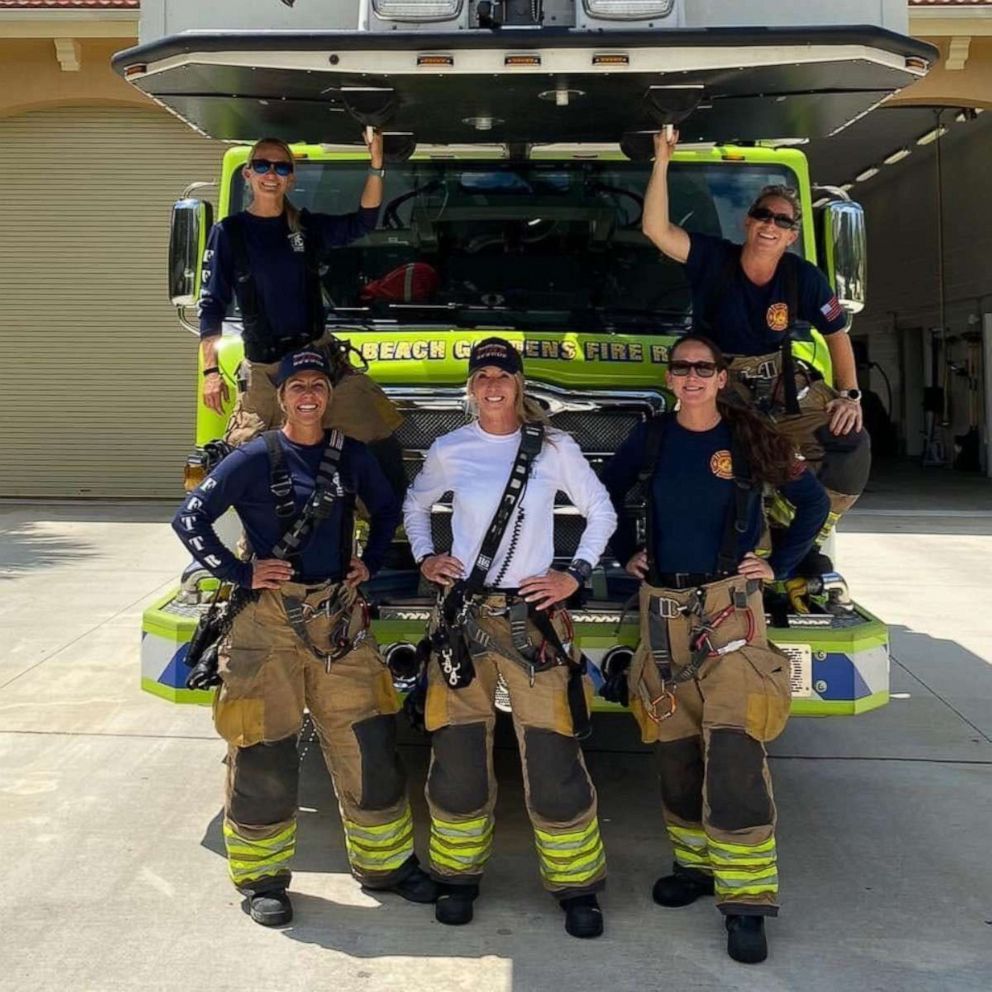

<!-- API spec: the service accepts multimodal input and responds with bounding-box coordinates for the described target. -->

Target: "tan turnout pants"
[423,597,606,897]
[726,351,871,543]
[214,581,415,895]
[225,332,403,447]
[629,576,791,916]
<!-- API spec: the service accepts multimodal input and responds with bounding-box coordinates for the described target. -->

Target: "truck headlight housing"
[371,0,463,20]
[582,0,674,20]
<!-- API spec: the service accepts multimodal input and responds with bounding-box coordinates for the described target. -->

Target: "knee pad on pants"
[655,736,705,822]
[229,736,299,825]
[706,729,773,831]
[428,722,489,815]
[814,424,872,497]
[352,714,407,811]
[523,727,593,823]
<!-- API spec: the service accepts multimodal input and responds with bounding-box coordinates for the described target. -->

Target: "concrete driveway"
[1,467,990,992]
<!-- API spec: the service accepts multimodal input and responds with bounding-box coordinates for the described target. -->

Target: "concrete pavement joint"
[890,653,992,744]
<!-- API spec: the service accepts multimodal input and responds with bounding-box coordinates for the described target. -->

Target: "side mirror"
[818,199,866,317]
[169,198,214,306]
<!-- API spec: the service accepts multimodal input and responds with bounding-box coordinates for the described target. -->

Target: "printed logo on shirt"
[288,231,305,253]
[710,450,734,480]
[820,296,843,323]
[766,302,790,333]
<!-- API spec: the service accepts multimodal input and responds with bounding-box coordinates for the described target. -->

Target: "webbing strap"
[222,210,325,363]
[263,431,296,523]
[640,413,756,580]
[465,423,545,594]
[268,430,345,563]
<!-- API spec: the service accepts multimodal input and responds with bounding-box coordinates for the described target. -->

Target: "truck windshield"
[229,158,800,333]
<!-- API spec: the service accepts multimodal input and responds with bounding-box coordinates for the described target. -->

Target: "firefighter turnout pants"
[213,582,415,896]
[423,599,606,897]
[225,332,403,447]
[727,352,871,545]
[628,576,791,916]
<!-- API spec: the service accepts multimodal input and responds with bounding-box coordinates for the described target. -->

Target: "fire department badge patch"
[710,450,734,479]
[766,302,789,332]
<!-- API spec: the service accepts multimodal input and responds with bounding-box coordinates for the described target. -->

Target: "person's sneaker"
[560,894,604,939]
[652,869,715,907]
[725,914,768,964]
[387,866,440,904]
[434,884,478,925]
[247,890,293,927]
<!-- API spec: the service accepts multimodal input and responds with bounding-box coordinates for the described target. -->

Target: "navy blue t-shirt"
[198,206,380,340]
[601,417,828,579]
[685,232,848,356]
[172,431,401,587]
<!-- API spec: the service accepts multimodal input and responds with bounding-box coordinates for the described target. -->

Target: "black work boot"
[652,866,715,907]
[387,865,440,904]
[725,914,768,964]
[560,894,604,939]
[434,883,478,926]
[246,889,293,927]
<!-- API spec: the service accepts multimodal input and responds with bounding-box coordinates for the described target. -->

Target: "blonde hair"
[246,137,301,232]
[751,184,802,226]
[466,371,549,427]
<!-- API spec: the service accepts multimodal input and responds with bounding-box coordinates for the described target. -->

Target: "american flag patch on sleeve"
[821,296,843,322]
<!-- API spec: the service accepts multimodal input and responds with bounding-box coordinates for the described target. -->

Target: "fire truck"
[115,0,934,715]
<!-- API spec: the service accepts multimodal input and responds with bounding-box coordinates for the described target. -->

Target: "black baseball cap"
[273,348,333,387]
[468,337,523,376]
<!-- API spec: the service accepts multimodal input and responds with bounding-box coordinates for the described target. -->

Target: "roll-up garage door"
[0,106,222,497]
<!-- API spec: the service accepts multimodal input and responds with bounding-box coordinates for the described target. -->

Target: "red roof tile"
[0,2,139,9]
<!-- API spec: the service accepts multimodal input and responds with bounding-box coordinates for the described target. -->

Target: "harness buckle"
[652,596,682,619]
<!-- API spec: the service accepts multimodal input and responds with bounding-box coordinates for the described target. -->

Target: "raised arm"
[641,129,692,264]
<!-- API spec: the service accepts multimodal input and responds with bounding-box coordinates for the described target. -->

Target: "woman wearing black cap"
[600,334,829,964]
[173,347,436,927]
[403,337,617,938]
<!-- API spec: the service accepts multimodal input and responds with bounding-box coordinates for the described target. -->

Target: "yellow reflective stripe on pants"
[342,806,415,874]
[817,509,842,545]
[767,491,796,528]
[667,823,710,870]
[533,820,606,887]
[709,835,778,899]
[223,819,296,886]
[429,814,494,874]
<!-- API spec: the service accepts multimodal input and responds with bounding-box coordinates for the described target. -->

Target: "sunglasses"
[669,360,721,378]
[748,205,798,230]
[249,158,294,177]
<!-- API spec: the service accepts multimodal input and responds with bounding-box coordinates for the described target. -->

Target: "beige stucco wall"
[892,36,992,110]
[0,37,149,119]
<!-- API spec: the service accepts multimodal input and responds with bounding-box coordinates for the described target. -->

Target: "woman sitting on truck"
[600,334,829,964]
[197,132,400,447]
[402,337,617,939]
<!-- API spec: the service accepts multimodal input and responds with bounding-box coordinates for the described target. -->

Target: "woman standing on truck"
[198,131,401,446]
[600,334,829,964]
[172,347,436,927]
[402,337,617,939]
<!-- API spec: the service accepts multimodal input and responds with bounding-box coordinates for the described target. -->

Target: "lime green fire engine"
[140,141,889,717]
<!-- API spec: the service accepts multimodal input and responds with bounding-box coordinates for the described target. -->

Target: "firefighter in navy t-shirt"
[642,129,870,573]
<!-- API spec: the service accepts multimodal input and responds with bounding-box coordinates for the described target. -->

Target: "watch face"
[569,558,593,580]
[846,389,862,401]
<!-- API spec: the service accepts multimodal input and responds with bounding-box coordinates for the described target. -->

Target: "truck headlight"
[371,0,463,20]
[582,0,674,20]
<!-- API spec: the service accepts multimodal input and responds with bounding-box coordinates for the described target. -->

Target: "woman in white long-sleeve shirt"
[403,337,617,939]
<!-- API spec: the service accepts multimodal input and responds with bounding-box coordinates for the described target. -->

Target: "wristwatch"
[416,551,435,566]
[565,558,593,586]
[368,166,386,178]
[201,366,220,377]
[840,388,862,402]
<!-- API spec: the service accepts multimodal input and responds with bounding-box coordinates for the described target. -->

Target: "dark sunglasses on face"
[748,205,797,230]
[669,360,721,378]
[250,158,294,177]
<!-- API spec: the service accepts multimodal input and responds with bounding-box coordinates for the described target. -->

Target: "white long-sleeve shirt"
[403,421,617,588]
